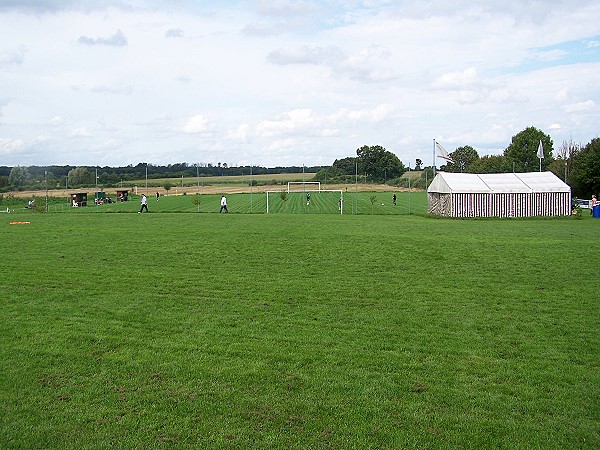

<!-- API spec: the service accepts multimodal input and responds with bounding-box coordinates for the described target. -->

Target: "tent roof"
[427,171,570,194]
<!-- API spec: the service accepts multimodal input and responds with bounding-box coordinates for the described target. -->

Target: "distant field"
[1,205,598,448]
[6,170,426,200]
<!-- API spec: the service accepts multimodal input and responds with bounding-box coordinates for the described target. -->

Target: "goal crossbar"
[287,181,321,192]
[266,189,343,214]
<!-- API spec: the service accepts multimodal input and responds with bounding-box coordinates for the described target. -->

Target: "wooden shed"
[70,192,88,207]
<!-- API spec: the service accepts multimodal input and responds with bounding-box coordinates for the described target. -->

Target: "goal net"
[267,189,343,214]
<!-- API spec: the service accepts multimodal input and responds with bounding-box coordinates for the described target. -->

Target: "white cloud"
[78,29,127,46]
[563,100,596,113]
[165,28,183,38]
[256,109,317,138]
[226,124,250,142]
[181,114,211,134]
[433,67,478,89]
[70,127,90,137]
[0,46,26,65]
[49,116,64,125]
[329,104,394,124]
[0,138,26,154]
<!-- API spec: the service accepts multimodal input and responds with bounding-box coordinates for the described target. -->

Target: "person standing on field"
[156,192,160,201]
[220,195,228,213]
[139,194,148,213]
[392,193,397,206]
[592,194,598,215]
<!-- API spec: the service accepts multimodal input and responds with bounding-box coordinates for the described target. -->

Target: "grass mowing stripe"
[1,212,599,448]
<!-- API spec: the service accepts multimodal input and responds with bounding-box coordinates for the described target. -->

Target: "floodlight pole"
[45,171,48,212]
[250,164,253,213]
[355,161,358,214]
[408,163,411,215]
[95,168,99,211]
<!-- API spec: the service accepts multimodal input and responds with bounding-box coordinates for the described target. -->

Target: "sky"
[1,0,599,169]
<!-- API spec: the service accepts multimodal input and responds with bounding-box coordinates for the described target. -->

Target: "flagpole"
[433,139,436,176]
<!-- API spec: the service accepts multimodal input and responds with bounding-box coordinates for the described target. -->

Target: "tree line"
[0,163,324,192]
[2,126,598,198]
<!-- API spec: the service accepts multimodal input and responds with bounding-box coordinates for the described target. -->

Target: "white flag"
[435,141,454,162]
[537,140,544,159]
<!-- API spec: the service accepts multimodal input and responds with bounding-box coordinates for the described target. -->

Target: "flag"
[537,140,544,159]
[435,141,454,163]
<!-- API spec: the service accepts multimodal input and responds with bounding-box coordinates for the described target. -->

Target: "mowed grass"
[1,210,599,448]
[44,191,427,215]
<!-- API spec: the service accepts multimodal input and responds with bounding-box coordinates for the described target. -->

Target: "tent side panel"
[428,192,453,216]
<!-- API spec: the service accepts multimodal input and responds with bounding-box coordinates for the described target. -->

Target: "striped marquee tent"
[427,171,571,218]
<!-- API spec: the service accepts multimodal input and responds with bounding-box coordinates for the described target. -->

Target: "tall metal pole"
[145,165,148,192]
[355,161,358,214]
[250,165,253,213]
[433,139,436,176]
[302,164,305,191]
[95,168,98,210]
[408,163,411,215]
[45,171,48,212]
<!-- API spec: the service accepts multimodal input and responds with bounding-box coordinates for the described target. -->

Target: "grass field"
[10,191,428,216]
[1,202,599,448]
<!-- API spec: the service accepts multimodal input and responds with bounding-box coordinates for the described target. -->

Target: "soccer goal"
[266,189,343,214]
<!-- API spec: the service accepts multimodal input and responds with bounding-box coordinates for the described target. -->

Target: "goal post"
[267,189,343,214]
[287,181,321,192]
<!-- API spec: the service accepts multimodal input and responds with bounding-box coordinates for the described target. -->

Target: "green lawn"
[27,191,428,215]
[1,208,599,448]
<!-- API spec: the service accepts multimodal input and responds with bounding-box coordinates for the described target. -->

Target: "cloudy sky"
[1,1,599,168]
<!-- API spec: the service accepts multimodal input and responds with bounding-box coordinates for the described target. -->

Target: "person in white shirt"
[139,194,148,213]
[220,195,228,213]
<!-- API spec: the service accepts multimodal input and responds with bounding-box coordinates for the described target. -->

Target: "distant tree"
[569,137,600,198]
[356,145,405,182]
[415,158,423,170]
[67,167,93,186]
[419,167,435,188]
[332,156,357,174]
[504,126,554,172]
[163,182,172,194]
[445,146,479,172]
[469,155,509,173]
[9,166,29,188]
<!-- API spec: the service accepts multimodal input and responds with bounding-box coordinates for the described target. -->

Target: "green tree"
[569,138,600,198]
[445,146,479,173]
[356,145,405,182]
[332,156,357,174]
[415,158,423,170]
[469,155,509,173]
[9,166,29,188]
[67,167,93,187]
[163,182,172,195]
[504,126,554,172]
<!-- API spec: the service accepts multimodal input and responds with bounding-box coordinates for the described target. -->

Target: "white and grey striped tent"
[427,171,571,218]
